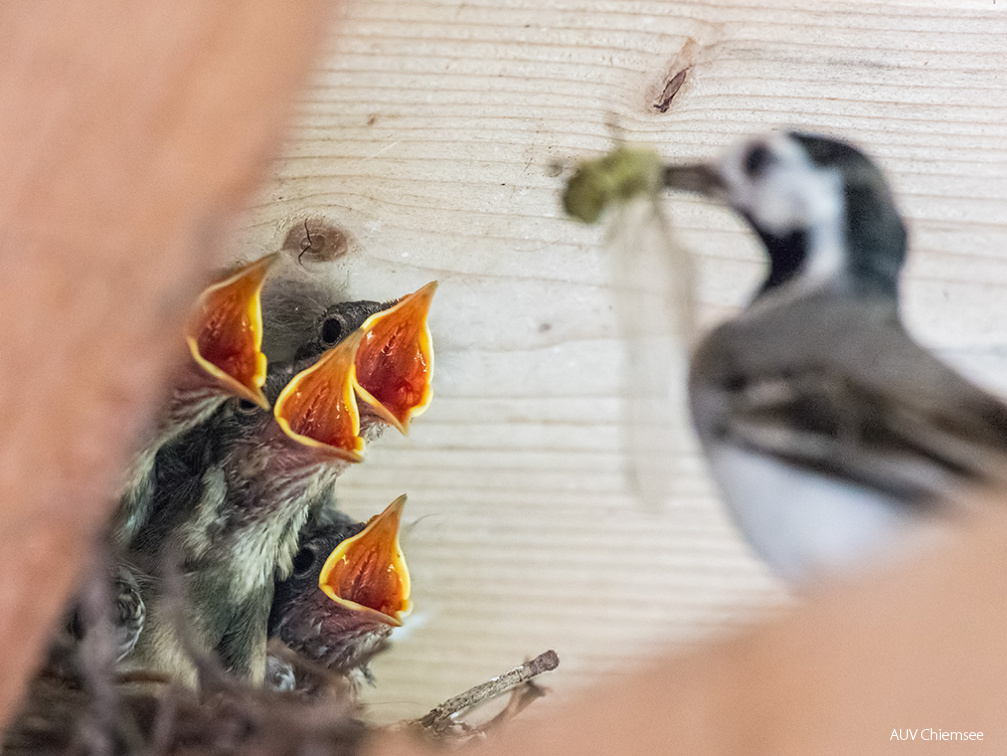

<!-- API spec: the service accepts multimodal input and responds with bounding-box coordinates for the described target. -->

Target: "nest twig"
[4,652,560,756]
[4,670,367,756]
[409,650,560,741]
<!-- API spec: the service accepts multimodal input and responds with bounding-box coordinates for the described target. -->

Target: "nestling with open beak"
[114,254,278,545]
[664,131,1007,583]
[121,283,436,685]
[65,255,275,673]
[268,496,411,694]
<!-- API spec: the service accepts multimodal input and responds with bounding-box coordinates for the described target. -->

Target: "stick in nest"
[409,649,559,739]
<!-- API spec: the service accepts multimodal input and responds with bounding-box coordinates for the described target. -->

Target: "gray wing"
[691,293,1007,504]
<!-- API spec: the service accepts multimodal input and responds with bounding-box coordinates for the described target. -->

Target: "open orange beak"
[318,495,412,626]
[185,254,277,408]
[273,330,367,462]
[354,281,437,434]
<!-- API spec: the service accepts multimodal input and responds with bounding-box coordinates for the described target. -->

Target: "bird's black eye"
[320,316,344,345]
[292,546,317,577]
[236,398,260,414]
[743,144,773,178]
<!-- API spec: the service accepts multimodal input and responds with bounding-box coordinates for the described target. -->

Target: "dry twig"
[410,650,559,739]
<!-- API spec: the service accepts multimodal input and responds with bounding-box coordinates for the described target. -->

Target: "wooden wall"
[5,1,1007,751]
[240,0,1007,723]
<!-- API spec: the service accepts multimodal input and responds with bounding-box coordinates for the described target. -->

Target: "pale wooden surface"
[367,499,1007,755]
[240,0,1007,723]
[0,0,330,728]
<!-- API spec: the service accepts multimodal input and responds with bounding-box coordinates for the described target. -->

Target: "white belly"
[706,444,933,584]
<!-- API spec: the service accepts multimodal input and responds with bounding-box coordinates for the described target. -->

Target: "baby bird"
[121,301,380,684]
[53,255,275,676]
[260,271,438,434]
[664,132,1007,582]
[268,496,411,693]
[121,283,435,686]
[114,254,276,545]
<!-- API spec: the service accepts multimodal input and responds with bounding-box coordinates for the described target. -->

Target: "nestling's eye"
[743,144,774,178]
[236,398,260,414]
[320,316,344,345]
[292,546,317,577]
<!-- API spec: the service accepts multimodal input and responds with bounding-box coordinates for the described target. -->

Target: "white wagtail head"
[667,131,907,299]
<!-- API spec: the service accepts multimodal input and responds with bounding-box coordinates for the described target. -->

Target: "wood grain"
[241,0,1007,723]
[0,0,330,728]
[366,498,1007,754]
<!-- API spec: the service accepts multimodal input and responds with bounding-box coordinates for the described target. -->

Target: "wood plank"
[245,0,1007,721]
[366,498,1007,754]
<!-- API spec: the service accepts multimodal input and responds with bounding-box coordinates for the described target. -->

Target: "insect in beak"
[562,146,665,224]
[561,144,697,510]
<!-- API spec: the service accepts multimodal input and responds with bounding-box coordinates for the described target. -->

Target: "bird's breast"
[704,442,934,584]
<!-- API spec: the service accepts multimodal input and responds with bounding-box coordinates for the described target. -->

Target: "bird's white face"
[717,132,844,238]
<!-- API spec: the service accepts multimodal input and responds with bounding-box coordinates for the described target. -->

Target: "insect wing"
[605,194,695,508]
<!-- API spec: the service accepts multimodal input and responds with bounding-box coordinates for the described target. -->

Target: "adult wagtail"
[664,132,1007,582]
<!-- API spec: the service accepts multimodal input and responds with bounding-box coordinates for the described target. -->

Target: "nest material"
[4,539,559,755]
[3,645,559,756]
[4,657,366,756]
[4,582,369,756]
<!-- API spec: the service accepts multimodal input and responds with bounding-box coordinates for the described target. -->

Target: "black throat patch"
[751,224,809,298]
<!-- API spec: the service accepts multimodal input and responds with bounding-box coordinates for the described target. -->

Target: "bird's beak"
[317,494,412,627]
[354,281,438,435]
[662,162,726,199]
[185,253,277,408]
[273,329,366,462]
